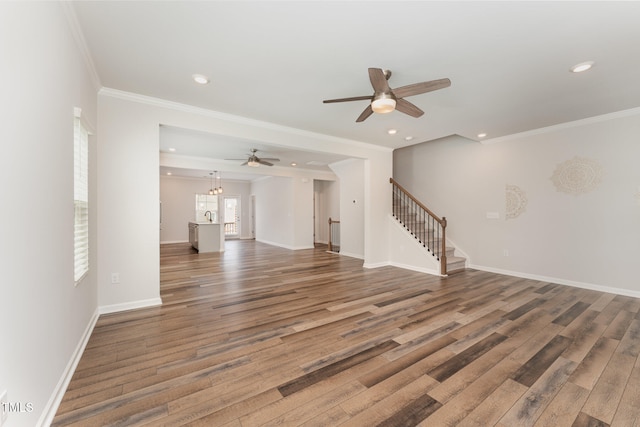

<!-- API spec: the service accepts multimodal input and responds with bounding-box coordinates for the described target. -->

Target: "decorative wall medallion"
[506,184,527,219]
[551,156,603,195]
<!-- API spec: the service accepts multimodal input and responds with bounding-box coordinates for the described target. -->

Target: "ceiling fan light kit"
[371,93,396,114]
[323,67,451,122]
[226,148,280,168]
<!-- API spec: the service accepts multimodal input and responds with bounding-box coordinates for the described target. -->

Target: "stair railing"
[328,217,340,253]
[390,178,448,275]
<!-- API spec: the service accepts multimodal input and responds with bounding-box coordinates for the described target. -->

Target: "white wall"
[0,3,99,426]
[251,175,315,250]
[97,97,163,312]
[292,177,315,249]
[160,176,252,242]
[394,110,640,296]
[330,159,366,259]
[363,151,394,266]
[252,176,294,248]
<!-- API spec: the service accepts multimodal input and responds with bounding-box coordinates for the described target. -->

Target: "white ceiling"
[72,1,640,179]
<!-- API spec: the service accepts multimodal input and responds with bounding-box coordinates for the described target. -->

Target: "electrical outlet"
[0,389,8,426]
[111,273,120,284]
[503,249,510,257]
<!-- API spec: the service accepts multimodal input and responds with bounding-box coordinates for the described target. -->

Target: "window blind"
[74,110,89,282]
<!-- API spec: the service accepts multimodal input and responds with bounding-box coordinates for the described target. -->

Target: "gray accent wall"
[394,110,640,296]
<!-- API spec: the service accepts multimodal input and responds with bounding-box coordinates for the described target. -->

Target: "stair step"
[446,256,466,273]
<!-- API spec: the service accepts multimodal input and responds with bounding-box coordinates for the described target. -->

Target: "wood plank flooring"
[53,240,640,426]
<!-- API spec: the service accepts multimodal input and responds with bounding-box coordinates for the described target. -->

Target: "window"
[195,194,218,222]
[74,108,89,283]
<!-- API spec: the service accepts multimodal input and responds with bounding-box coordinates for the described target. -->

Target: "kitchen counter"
[188,222,225,253]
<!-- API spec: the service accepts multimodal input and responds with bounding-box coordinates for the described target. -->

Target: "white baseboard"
[255,239,314,251]
[470,264,640,299]
[340,251,365,260]
[160,239,189,244]
[99,297,163,315]
[37,308,100,427]
[363,260,389,268]
[388,261,441,276]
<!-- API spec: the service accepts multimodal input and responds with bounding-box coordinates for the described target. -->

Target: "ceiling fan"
[226,148,280,167]
[323,68,451,122]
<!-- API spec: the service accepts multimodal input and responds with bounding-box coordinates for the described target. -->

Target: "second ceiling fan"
[226,148,280,167]
[323,68,451,122]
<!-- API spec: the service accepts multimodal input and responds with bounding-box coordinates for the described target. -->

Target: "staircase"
[390,178,466,275]
[445,248,467,273]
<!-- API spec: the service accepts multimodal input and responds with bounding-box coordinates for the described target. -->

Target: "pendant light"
[217,171,223,194]
[208,172,215,195]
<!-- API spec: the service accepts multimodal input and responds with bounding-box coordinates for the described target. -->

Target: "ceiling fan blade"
[258,160,274,166]
[392,78,451,99]
[395,98,424,118]
[368,68,390,93]
[240,161,248,166]
[356,105,374,122]
[260,158,280,161]
[323,95,372,103]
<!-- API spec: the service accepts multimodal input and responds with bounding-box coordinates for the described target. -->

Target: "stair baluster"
[390,178,452,275]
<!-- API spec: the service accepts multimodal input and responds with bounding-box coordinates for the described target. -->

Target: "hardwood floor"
[53,240,640,426]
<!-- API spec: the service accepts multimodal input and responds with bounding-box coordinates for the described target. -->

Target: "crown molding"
[481,106,640,145]
[61,2,101,91]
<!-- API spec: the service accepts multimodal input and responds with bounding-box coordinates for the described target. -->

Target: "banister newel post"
[328,217,333,252]
[441,216,447,275]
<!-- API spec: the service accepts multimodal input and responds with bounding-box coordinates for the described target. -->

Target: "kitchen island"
[188,222,225,253]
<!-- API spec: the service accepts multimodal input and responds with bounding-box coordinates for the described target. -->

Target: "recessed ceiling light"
[290,162,297,167]
[477,133,487,138]
[387,129,397,135]
[192,74,209,84]
[166,172,172,176]
[168,147,176,152]
[404,136,414,141]
[570,61,594,73]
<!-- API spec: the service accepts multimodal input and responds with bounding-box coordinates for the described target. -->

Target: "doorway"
[250,195,256,239]
[223,196,240,238]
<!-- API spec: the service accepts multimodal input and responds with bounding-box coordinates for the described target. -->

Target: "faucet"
[204,211,212,222]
